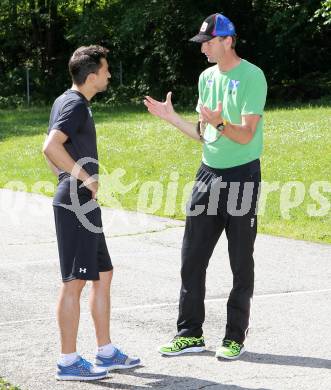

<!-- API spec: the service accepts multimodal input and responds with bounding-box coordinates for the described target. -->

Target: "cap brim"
[189,34,213,43]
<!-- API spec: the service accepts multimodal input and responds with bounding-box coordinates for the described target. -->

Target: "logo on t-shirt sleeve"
[206,79,214,88]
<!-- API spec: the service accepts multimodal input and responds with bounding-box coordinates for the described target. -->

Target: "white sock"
[98,342,116,357]
[58,352,79,366]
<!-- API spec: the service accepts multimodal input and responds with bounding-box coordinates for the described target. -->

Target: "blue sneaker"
[56,356,108,381]
[95,347,141,371]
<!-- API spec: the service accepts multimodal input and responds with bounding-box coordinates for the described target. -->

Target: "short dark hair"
[231,35,237,49]
[219,35,237,49]
[69,45,109,85]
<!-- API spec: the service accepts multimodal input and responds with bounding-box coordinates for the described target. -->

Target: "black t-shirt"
[47,89,99,205]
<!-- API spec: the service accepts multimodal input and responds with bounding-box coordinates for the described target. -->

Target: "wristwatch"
[216,119,227,132]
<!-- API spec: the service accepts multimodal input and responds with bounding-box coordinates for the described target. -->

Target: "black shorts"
[53,204,113,282]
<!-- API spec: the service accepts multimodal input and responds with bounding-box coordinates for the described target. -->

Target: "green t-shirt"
[196,59,267,168]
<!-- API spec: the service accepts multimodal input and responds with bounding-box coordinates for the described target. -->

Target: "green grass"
[0,103,330,243]
[0,378,20,390]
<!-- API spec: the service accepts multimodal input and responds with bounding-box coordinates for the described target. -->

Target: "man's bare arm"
[200,103,261,144]
[42,129,98,198]
[222,114,261,144]
[45,155,60,177]
[43,136,60,177]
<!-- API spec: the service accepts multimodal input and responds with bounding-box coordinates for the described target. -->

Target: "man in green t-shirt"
[144,13,267,360]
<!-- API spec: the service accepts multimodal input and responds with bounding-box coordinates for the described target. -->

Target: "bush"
[0,95,25,109]
[268,71,331,102]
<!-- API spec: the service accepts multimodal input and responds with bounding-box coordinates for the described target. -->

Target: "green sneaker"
[215,339,245,360]
[159,336,205,356]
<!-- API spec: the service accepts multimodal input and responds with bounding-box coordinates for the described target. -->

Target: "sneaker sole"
[159,346,205,356]
[99,361,141,371]
[215,346,246,360]
[55,374,108,381]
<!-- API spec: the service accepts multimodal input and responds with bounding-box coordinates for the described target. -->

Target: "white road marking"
[0,288,330,327]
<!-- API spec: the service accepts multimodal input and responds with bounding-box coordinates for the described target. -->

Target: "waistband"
[201,159,260,176]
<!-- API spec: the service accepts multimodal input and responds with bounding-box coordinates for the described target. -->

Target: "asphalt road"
[0,189,330,390]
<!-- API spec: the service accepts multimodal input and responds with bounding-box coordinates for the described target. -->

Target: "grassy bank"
[0,102,330,243]
[0,378,20,390]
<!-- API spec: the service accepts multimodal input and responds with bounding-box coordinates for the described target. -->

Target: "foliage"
[0,1,330,106]
[0,378,20,390]
[313,0,331,24]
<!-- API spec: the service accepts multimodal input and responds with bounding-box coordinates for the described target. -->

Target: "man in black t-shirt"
[43,45,140,381]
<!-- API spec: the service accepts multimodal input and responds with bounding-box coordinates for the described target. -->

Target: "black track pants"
[177,159,261,344]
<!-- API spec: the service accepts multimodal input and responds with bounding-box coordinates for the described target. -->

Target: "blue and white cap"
[190,13,236,43]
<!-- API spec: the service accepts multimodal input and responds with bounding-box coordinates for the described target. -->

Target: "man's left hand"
[200,102,223,128]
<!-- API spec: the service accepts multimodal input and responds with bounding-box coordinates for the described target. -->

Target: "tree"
[0,0,330,105]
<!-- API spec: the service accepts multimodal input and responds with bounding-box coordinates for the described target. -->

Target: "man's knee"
[101,269,113,280]
[61,279,87,297]
[92,270,113,288]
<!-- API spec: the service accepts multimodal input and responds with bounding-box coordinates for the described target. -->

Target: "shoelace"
[113,348,127,363]
[173,337,197,349]
[77,358,92,370]
[223,340,241,353]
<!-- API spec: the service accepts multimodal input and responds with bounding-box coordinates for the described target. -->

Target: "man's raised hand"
[144,92,176,123]
[200,102,223,128]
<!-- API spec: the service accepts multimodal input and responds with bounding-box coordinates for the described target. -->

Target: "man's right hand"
[144,92,178,124]
[143,92,201,142]
[82,176,98,200]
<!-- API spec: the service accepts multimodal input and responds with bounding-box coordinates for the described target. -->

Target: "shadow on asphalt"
[156,350,331,369]
[86,368,271,389]
[241,352,331,369]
